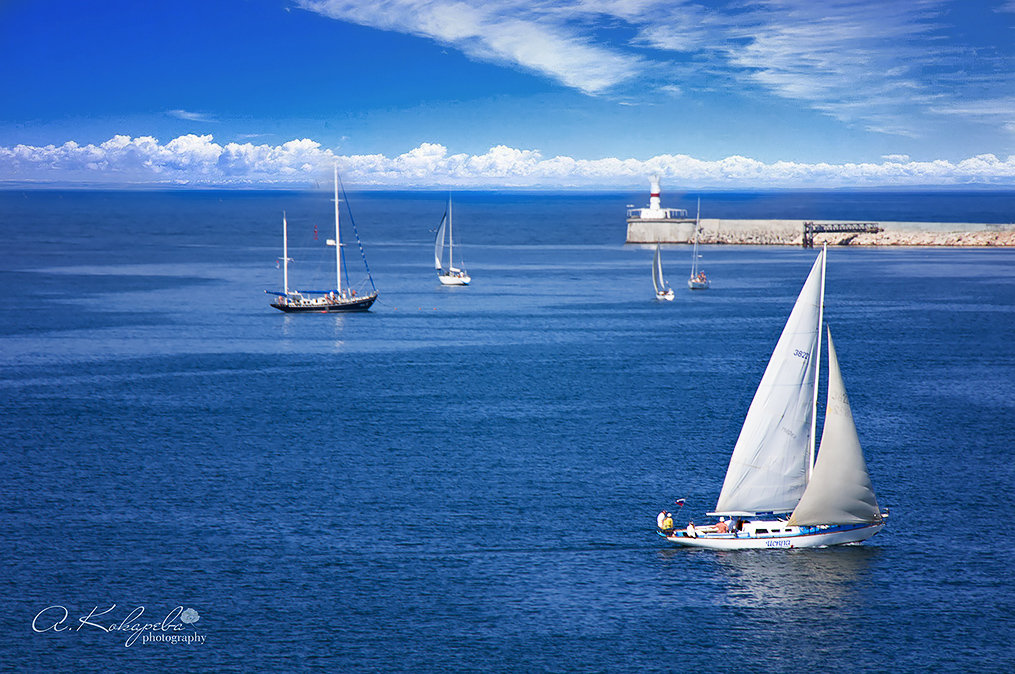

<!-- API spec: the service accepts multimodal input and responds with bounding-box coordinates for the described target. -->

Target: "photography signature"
[32,604,203,647]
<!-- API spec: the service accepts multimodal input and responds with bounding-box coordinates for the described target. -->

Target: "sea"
[1,189,1013,672]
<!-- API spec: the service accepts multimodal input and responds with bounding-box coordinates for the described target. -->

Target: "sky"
[1,0,1013,188]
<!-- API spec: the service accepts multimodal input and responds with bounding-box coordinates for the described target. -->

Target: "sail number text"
[793,349,810,360]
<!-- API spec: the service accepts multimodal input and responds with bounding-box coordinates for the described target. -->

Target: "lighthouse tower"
[649,175,663,213]
[626,175,688,222]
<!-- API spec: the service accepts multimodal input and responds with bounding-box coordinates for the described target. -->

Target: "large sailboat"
[688,199,710,290]
[434,196,471,286]
[661,246,888,549]
[267,166,378,313]
[652,244,674,300]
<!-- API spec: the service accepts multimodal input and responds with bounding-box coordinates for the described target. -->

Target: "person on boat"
[662,513,674,532]
[716,519,728,534]
[686,521,696,538]
[657,510,667,530]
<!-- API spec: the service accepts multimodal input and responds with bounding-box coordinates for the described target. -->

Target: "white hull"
[656,290,674,301]
[438,273,470,286]
[688,279,710,290]
[662,521,884,550]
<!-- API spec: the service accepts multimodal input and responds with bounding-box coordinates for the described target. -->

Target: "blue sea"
[1,189,1014,672]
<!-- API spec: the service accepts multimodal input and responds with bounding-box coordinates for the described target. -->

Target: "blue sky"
[1,0,1013,187]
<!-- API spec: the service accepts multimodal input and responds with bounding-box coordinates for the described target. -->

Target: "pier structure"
[626,218,1015,246]
[802,222,883,248]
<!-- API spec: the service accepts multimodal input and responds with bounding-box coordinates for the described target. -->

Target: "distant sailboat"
[434,196,471,286]
[660,246,888,549]
[652,244,675,301]
[266,165,378,312]
[688,199,710,290]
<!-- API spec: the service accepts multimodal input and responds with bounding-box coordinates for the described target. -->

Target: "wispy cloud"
[299,1,1014,138]
[298,0,644,94]
[3,134,1014,187]
[167,109,218,123]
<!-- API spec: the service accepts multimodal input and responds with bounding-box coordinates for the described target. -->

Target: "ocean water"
[1,189,1013,672]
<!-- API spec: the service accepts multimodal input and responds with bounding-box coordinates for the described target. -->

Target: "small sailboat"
[688,199,710,290]
[661,246,888,549]
[434,196,471,286]
[267,165,378,312]
[652,244,675,301]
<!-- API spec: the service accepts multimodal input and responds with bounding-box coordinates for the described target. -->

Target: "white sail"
[789,329,882,526]
[653,245,664,293]
[713,249,825,515]
[434,213,447,271]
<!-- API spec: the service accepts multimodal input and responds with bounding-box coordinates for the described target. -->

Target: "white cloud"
[2,134,1015,187]
[298,0,644,94]
[298,1,1015,139]
[168,109,217,122]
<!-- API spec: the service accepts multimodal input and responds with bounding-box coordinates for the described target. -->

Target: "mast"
[282,211,289,295]
[448,195,454,270]
[691,198,701,276]
[807,244,827,481]
[334,164,342,295]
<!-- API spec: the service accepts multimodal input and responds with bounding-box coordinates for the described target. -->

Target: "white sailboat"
[661,246,888,549]
[688,199,710,289]
[266,165,378,312]
[652,244,674,300]
[434,196,470,286]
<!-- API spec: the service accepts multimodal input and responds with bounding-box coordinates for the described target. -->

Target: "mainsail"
[789,329,882,526]
[653,245,665,293]
[713,249,825,515]
[434,211,447,271]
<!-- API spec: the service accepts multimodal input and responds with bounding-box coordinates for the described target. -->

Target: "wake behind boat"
[652,244,674,300]
[267,165,378,313]
[434,195,470,286]
[660,246,888,549]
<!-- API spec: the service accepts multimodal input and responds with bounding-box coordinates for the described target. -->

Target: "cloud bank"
[2,134,1014,188]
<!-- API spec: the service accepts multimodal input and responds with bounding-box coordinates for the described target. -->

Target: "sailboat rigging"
[434,195,471,286]
[688,199,710,290]
[266,165,378,312]
[659,246,888,549]
[652,244,674,300]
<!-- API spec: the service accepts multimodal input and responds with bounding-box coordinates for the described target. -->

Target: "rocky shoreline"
[627,218,1015,246]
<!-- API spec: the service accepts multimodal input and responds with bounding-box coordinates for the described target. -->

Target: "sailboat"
[266,166,378,313]
[434,196,471,286]
[661,246,888,549]
[652,244,675,300]
[688,199,710,290]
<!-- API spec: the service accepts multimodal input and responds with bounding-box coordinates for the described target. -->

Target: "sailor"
[716,518,728,534]
[657,510,668,530]
[686,521,697,538]
[662,513,674,532]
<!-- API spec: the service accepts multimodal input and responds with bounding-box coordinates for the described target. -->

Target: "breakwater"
[626,218,1015,246]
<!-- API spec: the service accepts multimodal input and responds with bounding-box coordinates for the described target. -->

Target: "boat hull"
[661,521,884,550]
[655,290,674,301]
[438,273,470,286]
[688,279,710,290]
[270,292,377,313]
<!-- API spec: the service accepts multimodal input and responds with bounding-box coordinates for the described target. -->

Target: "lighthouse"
[626,176,689,222]
[649,175,662,213]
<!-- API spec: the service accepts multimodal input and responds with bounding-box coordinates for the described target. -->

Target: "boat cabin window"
[755,528,768,534]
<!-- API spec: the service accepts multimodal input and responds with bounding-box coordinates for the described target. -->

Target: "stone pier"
[626,219,1015,246]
